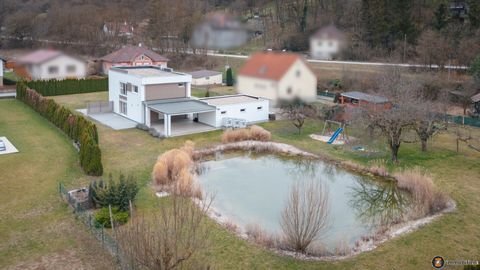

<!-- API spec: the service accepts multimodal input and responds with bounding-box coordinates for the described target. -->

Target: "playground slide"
[327,128,343,144]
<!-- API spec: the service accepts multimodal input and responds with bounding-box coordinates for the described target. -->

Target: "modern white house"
[188,70,223,85]
[16,49,87,80]
[237,52,317,107]
[310,24,346,60]
[109,66,269,137]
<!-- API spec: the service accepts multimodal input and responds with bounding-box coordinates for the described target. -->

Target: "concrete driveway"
[77,109,138,130]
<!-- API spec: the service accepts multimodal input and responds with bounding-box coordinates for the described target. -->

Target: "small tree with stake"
[280,99,316,134]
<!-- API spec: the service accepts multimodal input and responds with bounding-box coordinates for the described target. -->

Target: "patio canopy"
[146,98,216,115]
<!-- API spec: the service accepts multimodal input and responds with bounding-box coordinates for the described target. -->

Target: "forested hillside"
[1,0,479,65]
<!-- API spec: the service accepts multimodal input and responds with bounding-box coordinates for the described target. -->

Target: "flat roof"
[188,69,222,79]
[146,98,216,115]
[111,66,187,78]
[341,91,389,104]
[200,95,264,106]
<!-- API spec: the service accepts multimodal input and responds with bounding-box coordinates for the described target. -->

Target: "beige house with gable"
[236,52,317,107]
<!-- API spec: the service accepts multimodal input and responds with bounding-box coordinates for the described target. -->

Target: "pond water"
[198,154,410,252]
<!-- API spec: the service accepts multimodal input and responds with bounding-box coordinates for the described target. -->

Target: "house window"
[296,70,301,77]
[257,106,263,110]
[221,111,227,114]
[66,65,76,73]
[240,108,246,112]
[133,85,138,93]
[120,82,127,95]
[119,101,127,114]
[48,66,59,74]
[287,87,293,95]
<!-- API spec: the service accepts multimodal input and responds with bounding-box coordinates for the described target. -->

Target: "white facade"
[26,55,87,80]
[192,74,222,85]
[310,37,341,60]
[0,60,3,87]
[237,59,317,107]
[199,95,269,128]
[108,67,192,124]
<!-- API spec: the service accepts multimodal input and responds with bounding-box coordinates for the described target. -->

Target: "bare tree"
[358,68,421,162]
[280,99,317,134]
[280,179,330,253]
[117,191,213,270]
[412,100,444,152]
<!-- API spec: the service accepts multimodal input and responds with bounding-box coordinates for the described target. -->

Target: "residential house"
[109,66,268,137]
[191,12,249,50]
[100,46,169,74]
[310,24,346,60]
[16,49,87,80]
[188,70,223,85]
[236,52,317,107]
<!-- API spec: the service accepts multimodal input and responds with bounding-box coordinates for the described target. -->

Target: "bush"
[94,207,129,228]
[89,173,139,211]
[221,125,271,143]
[26,78,108,96]
[16,81,103,175]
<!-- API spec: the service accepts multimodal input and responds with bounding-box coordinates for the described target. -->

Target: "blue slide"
[327,128,343,144]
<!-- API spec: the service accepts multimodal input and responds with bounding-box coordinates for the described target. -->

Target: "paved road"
[207,52,468,70]
[1,35,468,70]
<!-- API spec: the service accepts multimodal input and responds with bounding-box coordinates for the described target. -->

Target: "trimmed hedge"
[16,81,103,176]
[26,78,108,96]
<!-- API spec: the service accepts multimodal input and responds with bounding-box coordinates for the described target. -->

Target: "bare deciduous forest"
[1,0,479,66]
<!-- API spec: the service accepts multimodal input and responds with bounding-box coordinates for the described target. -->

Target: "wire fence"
[445,114,480,128]
[58,182,134,269]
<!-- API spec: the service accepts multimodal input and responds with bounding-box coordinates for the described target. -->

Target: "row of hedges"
[17,81,103,175]
[26,78,108,96]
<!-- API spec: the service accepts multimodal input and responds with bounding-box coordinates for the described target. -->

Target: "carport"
[145,98,217,137]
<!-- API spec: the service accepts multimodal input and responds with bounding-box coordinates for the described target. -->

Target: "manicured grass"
[21,92,480,269]
[0,100,114,269]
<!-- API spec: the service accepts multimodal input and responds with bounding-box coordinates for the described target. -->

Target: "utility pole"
[403,34,407,63]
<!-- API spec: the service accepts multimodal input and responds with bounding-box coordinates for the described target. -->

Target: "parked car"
[0,140,5,151]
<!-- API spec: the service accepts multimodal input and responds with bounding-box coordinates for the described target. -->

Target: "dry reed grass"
[394,168,448,216]
[221,125,271,143]
[245,223,277,248]
[368,159,389,177]
[152,141,202,198]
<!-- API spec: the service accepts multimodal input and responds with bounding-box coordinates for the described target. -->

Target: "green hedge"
[16,81,103,176]
[26,78,108,96]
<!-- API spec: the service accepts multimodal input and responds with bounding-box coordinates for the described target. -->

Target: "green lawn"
[8,92,480,269]
[191,85,237,98]
[0,100,114,269]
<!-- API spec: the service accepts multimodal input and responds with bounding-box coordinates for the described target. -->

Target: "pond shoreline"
[193,140,456,261]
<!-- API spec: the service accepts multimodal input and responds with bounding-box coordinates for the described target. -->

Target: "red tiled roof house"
[100,46,169,74]
[236,52,317,107]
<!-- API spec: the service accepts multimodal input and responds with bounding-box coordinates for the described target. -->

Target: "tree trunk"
[390,143,400,163]
[421,139,427,152]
